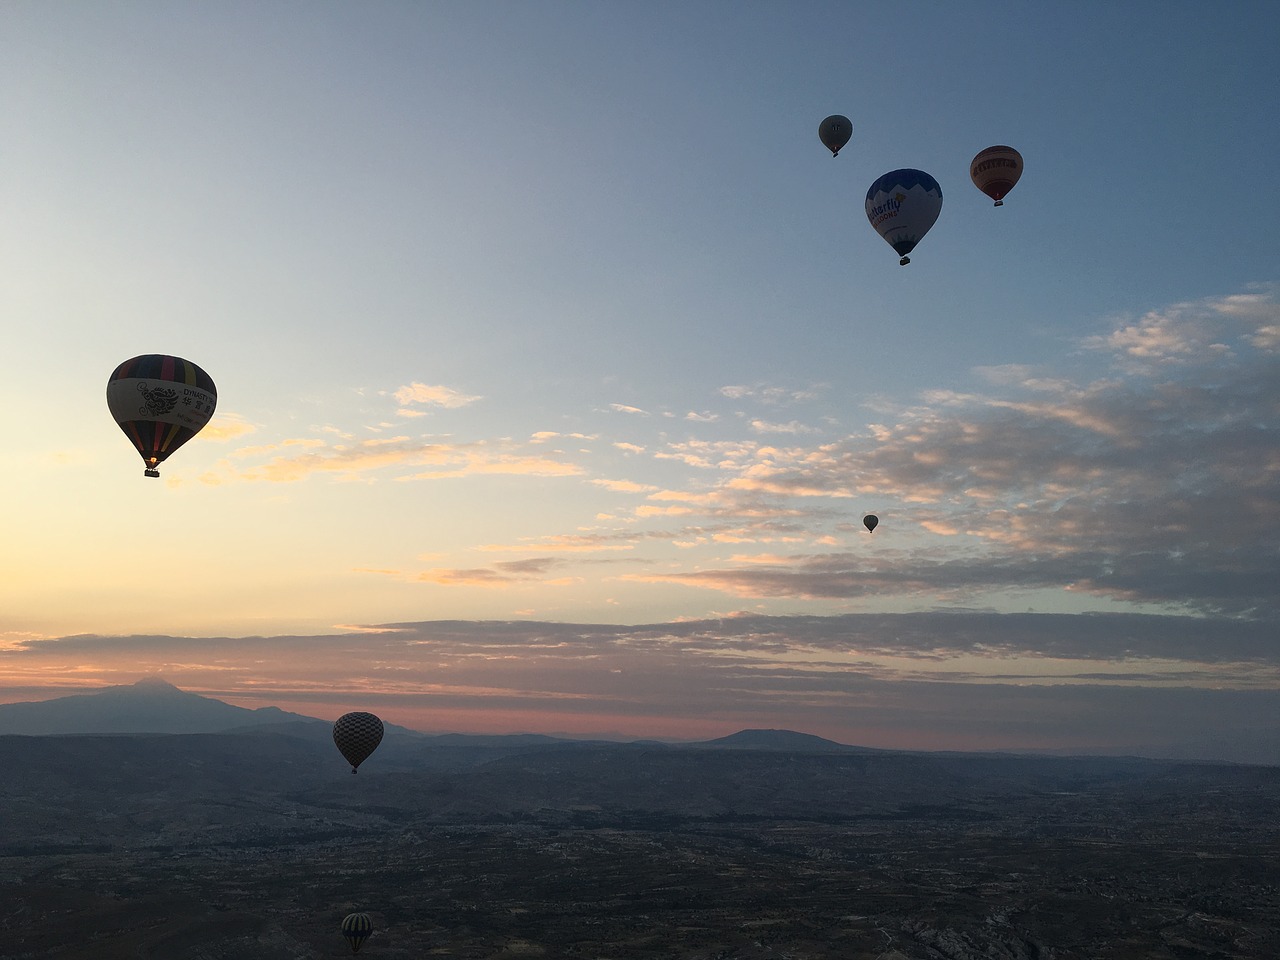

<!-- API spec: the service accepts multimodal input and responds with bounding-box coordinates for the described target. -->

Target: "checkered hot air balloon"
[333,712,384,773]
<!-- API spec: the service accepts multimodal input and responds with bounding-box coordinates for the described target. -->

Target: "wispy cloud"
[720,384,823,405]
[392,382,481,409]
[577,290,1280,619]
[202,436,584,484]
[749,419,820,435]
[201,414,257,442]
[412,557,567,587]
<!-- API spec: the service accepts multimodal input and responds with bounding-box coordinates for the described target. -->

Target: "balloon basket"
[144,469,160,478]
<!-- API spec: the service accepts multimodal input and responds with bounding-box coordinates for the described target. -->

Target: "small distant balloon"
[970,145,1023,206]
[818,115,852,157]
[342,912,372,954]
[333,712,384,774]
[106,354,217,478]
[865,169,943,265]
[863,515,879,533]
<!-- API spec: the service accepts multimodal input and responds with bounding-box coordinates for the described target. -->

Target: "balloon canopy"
[970,145,1023,205]
[863,515,879,533]
[333,712,385,773]
[818,115,852,157]
[106,355,217,477]
[342,912,373,953]
[865,169,943,265]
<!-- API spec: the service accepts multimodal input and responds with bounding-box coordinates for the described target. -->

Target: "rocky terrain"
[2,727,1277,959]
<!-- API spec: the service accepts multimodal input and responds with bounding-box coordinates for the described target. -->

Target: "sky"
[2,2,1279,763]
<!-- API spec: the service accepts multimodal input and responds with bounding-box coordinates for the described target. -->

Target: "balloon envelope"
[342,912,372,953]
[333,712,384,773]
[818,115,852,157]
[865,169,943,264]
[863,515,878,532]
[106,355,217,477]
[970,145,1023,205]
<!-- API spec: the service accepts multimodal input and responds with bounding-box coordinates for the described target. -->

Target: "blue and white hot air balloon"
[865,169,943,265]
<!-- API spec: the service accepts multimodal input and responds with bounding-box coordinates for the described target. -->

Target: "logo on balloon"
[137,383,178,417]
[867,193,906,227]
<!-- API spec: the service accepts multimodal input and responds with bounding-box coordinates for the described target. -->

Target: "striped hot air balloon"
[970,145,1023,206]
[106,354,217,478]
[341,912,373,953]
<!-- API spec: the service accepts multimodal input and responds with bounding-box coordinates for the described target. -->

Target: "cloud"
[609,403,648,416]
[392,382,481,408]
[205,436,585,484]
[591,478,659,493]
[596,290,1280,619]
[1082,288,1279,368]
[413,557,566,587]
[720,384,823,405]
[749,419,820,435]
[11,612,1275,680]
[201,414,257,442]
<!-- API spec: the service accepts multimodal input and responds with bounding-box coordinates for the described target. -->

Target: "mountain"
[0,683,868,756]
[695,728,869,753]
[0,678,323,736]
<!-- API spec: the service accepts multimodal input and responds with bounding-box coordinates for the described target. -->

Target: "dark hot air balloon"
[333,712,384,773]
[863,515,878,533]
[865,169,943,265]
[970,145,1023,206]
[818,115,852,157]
[342,912,372,953]
[106,354,217,477]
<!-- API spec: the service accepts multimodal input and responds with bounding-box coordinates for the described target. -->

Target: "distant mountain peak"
[0,679,318,736]
[699,729,855,753]
[131,676,183,691]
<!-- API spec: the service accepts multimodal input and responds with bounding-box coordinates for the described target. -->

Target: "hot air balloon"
[333,712,384,773]
[818,115,852,157]
[970,145,1022,206]
[342,912,373,953]
[863,515,878,533]
[106,355,217,478]
[865,169,943,265]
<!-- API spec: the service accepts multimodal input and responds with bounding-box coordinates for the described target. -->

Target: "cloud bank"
[2,613,1277,763]
[320,288,1280,625]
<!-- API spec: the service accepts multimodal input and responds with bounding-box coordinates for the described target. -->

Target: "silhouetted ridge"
[0,679,319,736]
[695,728,860,753]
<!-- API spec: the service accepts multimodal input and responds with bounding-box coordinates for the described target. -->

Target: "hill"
[0,678,321,736]
[697,728,872,753]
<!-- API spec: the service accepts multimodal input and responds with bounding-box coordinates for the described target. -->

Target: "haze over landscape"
[2,679,1278,958]
[3,3,1279,765]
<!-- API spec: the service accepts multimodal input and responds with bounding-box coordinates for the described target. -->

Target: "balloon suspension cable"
[899,256,910,266]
